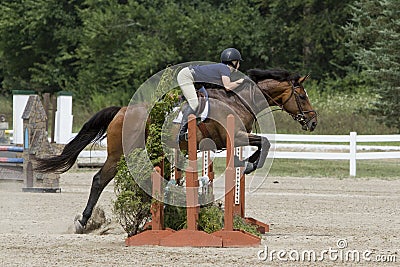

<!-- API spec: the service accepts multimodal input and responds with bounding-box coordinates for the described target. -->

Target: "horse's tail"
[34,106,122,173]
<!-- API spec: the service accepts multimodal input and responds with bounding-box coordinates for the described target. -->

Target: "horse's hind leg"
[75,156,119,233]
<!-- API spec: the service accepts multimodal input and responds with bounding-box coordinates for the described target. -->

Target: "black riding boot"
[177,105,196,143]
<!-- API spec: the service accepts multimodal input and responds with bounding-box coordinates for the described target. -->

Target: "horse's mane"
[247,69,300,83]
[193,68,301,99]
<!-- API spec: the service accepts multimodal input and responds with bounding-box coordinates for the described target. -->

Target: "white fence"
[261,132,400,176]
[76,132,400,177]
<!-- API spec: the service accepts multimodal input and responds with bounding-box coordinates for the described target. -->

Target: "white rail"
[261,132,400,176]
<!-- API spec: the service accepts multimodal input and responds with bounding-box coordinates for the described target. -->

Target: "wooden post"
[186,114,199,230]
[151,166,163,230]
[212,115,262,247]
[224,114,235,231]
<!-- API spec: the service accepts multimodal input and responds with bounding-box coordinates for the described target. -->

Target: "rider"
[176,47,245,142]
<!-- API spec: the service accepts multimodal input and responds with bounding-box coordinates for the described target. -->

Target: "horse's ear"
[300,73,311,84]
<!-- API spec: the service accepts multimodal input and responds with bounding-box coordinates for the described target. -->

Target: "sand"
[0,170,399,266]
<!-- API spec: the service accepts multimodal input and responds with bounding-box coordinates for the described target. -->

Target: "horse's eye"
[299,94,307,100]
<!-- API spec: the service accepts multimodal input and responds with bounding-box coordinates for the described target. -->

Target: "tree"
[256,0,355,81]
[345,0,400,131]
[0,0,84,94]
[75,0,179,101]
[0,0,362,102]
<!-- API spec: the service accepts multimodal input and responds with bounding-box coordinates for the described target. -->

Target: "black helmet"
[220,48,243,63]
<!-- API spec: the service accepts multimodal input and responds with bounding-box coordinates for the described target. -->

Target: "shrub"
[113,67,179,235]
[113,152,152,236]
[198,205,223,233]
[233,215,261,237]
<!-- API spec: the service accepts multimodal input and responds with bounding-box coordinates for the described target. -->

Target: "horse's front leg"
[235,132,270,174]
[252,134,270,171]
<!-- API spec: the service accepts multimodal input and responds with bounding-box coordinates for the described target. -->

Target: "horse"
[34,68,318,233]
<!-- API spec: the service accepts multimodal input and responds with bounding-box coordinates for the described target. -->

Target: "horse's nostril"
[310,121,317,131]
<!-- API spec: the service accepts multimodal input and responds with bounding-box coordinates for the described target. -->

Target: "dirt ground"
[0,170,399,267]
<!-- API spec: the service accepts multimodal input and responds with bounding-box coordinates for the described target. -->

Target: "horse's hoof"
[243,162,256,174]
[74,216,84,234]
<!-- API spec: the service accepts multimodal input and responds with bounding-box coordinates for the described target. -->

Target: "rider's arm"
[221,76,244,91]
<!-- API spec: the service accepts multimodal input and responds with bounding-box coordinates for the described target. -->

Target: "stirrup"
[178,132,188,142]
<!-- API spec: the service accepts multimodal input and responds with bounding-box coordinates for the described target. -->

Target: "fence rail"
[261,132,400,176]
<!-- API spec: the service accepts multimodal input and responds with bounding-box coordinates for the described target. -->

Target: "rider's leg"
[177,104,196,142]
[177,67,199,142]
[177,67,199,111]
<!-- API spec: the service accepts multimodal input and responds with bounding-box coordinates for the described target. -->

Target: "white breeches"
[177,67,199,111]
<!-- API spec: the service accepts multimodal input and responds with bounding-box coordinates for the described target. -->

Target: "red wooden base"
[125,227,264,247]
[160,229,222,247]
[125,229,174,246]
[212,229,261,247]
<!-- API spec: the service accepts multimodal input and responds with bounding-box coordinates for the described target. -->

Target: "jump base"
[22,187,61,193]
[212,229,261,247]
[125,229,175,246]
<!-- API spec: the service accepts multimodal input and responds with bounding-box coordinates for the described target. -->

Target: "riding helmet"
[220,48,243,63]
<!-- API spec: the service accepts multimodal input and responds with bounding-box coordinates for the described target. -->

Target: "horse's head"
[248,69,318,132]
[280,74,318,131]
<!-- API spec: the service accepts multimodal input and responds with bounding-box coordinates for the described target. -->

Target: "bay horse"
[35,68,317,233]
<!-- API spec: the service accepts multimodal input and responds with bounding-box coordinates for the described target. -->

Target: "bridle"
[257,78,318,129]
[289,81,318,129]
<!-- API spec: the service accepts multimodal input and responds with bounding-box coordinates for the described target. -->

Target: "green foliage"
[0,95,12,122]
[113,67,179,235]
[1,0,397,132]
[88,90,130,113]
[198,205,261,237]
[0,0,361,100]
[233,215,261,237]
[345,0,400,131]
[273,80,397,135]
[74,0,179,100]
[256,0,355,80]
[164,205,187,230]
[146,67,180,167]
[0,0,83,93]
[198,205,223,233]
[113,152,152,236]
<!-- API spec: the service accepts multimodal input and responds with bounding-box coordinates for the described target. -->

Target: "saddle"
[173,86,210,124]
